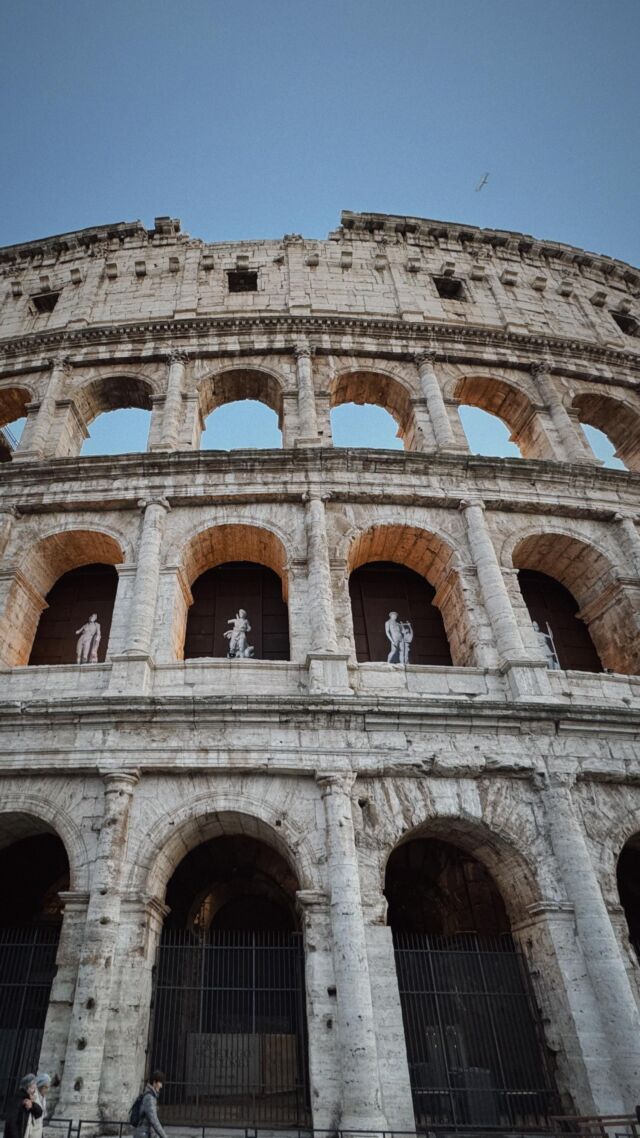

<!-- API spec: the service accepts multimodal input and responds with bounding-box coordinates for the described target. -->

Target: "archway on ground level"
[347,525,473,665]
[148,832,309,1127]
[0,815,70,1115]
[0,529,124,668]
[617,833,640,960]
[349,562,452,665]
[0,387,31,462]
[330,370,417,449]
[29,564,118,666]
[198,369,284,450]
[76,376,154,457]
[385,836,555,1129]
[512,532,639,675]
[454,376,552,460]
[518,569,601,673]
[176,524,289,661]
[573,393,640,472]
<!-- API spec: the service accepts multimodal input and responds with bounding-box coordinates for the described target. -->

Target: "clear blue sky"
[1,0,637,464]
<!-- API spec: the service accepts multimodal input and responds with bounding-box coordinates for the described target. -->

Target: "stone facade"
[0,210,640,1129]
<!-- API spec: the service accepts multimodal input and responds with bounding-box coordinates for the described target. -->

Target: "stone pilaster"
[296,889,341,1130]
[415,351,458,450]
[305,496,350,691]
[125,498,171,657]
[294,343,321,446]
[541,775,640,1109]
[532,362,595,464]
[38,891,90,1116]
[316,772,387,1130]
[0,506,18,560]
[14,356,71,461]
[615,513,640,578]
[152,352,188,452]
[56,771,139,1120]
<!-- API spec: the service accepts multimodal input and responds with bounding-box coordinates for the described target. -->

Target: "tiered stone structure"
[0,210,639,1129]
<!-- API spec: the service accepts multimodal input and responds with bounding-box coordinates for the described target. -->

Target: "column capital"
[415,348,437,367]
[166,349,190,364]
[100,768,140,793]
[137,496,171,514]
[294,342,313,360]
[459,496,485,513]
[295,888,329,912]
[316,770,356,795]
[529,358,553,378]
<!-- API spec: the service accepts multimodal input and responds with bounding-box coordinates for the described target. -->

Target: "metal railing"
[0,927,61,1116]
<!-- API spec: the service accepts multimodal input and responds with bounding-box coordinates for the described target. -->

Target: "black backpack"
[128,1093,145,1127]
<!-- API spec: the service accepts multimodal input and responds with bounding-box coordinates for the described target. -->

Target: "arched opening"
[199,370,283,450]
[386,836,554,1128]
[454,376,551,460]
[177,524,289,662]
[330,370,417,450]
[0,814,69,1114]
[518,569,601,673]
[348,526,473,665]
[148,831,309,1125]
[0,530,124,668]
[617,833,640,961]
[573,393,640,471]
[349,562,452,665]
[76,376,153,456]
[0,387,30,462]
[512,533,639,675]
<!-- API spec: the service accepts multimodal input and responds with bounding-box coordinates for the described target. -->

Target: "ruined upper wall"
[0,211,638,351]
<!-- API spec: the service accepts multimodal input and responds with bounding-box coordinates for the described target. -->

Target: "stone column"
[541,775,640,1108]
[56,771,139,1119]
[460,499,526,661]
[532,362,594,464]
[14,356,71,461]
[155,352,188,452]
[38,891,90,1117]
[415,351,458,449]
[305,497,349,690]
[125,498,170,657]
[294,343,321,445]
[316,773,387,1130]
[296,889,341,1130]
[615,513,640,578]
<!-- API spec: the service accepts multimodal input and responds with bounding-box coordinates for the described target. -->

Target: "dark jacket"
[4,1092,43,1138]
[133,1085,167,1138]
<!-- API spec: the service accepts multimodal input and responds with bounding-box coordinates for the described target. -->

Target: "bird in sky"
[475,173,490,192]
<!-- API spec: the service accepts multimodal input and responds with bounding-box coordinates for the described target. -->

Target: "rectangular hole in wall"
[433,276,465,300]
[227,270,258,293]
[31,291,60,314]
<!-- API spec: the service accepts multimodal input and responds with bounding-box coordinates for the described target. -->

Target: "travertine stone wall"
[0,212,639,1128]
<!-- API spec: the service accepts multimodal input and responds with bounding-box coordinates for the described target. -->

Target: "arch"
[616,831,640,954]
[0,799,89,892]
[199,366,285,422]
[0,528,124,667]
[572,392,640,471]
[454,374,552,459]
[73,374,155,426]
[346,523,473,666]
[330,368,417,449]
[0,385,32,460]
[511,530,639,675]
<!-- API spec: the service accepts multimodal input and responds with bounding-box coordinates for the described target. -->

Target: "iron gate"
[0,927,59,1117]
[393,931,556,1129]
[149,929,310,1126]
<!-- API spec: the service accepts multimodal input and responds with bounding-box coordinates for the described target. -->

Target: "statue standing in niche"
[75,613,101,664]
[224,609,255,658]
[385,611,414,664]
[532,620,560,670]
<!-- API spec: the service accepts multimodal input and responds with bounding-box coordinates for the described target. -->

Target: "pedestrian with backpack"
[130,1071,168,1138]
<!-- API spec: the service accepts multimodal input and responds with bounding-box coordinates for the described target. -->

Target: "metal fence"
[0,926,60,1117]
[393,931,557,1129]
[148,929,310,1126]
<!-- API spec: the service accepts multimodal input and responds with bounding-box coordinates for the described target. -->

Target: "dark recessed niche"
[227,270,258,293]
[31,290,60,314]
[433,276,465,300]
[611,310,638,337]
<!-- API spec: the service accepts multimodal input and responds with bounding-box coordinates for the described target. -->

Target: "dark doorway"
[29,564,118,666]
[0,829,68,1116]
[184,563,289,660]
[386,839,555,1129]
[149,834,309,1126]
[518,569,602,672]
[617,835,640,960]
[349,562,452,665]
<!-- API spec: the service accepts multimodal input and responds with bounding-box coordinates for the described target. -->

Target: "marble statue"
[385,611,414,664]
[75,613,101,664]
[224,609,255,658]
[532,620,560,670]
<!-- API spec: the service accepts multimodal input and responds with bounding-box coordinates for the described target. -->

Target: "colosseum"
[0,209,639,1133]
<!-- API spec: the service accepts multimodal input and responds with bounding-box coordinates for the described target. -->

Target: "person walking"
[133,1071,168,1138]
[31,1074,51,1138]
[4,1074,43,1138]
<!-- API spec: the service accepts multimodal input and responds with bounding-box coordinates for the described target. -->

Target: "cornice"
[0,313,638,375]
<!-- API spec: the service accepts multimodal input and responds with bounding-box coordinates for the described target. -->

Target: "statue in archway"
[224,609,255,658]
[385,611,413,664]
[532,620,560,670]
[75,613,101,664]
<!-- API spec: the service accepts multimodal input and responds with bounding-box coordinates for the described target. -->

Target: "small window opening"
[611,311,638,337]
[31,291,60,314]
[433,276,465,301]
[227,270,258,293]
